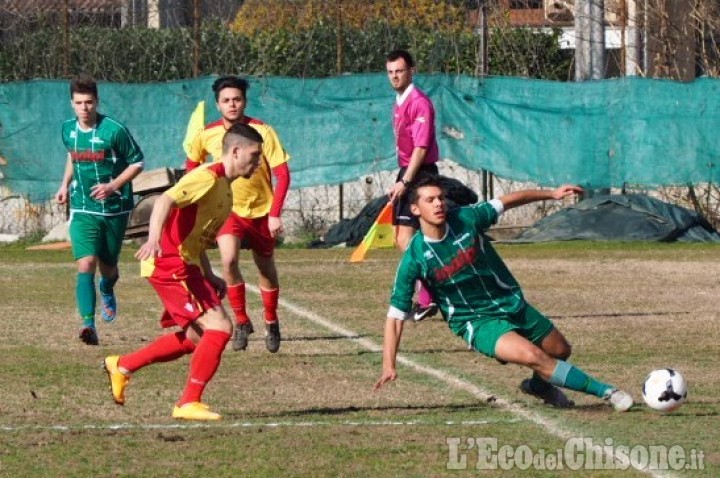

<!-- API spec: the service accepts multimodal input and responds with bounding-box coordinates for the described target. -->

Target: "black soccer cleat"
[79,326,99,346]
[520,378,575,408]
[265,322,281,353]
[232,322,254,351]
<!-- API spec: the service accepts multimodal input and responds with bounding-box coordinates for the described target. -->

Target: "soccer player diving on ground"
[374,176,633,412]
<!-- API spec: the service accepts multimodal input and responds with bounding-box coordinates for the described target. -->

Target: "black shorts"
[392,163,439,227]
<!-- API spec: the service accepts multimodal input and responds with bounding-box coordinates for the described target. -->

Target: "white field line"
[252,285,678,478]
[0,418,521,433]
[0,271,677,477]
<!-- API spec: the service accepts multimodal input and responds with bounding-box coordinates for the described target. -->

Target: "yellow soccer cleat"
[172,402,221,421]
[103,355,129,406]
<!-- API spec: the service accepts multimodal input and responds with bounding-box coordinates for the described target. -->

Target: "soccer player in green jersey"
[55,74,144,345]
[374,176,634,412]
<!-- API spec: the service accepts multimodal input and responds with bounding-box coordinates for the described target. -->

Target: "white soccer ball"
[642,368,687,412]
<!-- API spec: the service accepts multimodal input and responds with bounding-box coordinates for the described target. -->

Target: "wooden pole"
[476,1,491,201]
[337,0,344,220]
[193,0,200,77]
[63,0,70,77]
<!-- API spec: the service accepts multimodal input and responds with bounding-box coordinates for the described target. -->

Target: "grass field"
[0,242,718,477]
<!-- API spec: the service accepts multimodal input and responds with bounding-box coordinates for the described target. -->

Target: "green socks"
[548,360,614,398]
[76,272,96,325]
[81,314,95,328]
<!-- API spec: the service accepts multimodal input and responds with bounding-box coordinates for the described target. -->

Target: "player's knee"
[543,339,572,360]
[220,255,239,274]
[542,330,572,360]
[77,256,97,273]
[198,308,233,334]
[210,313,233,334]
[556,341,572,360]
[522,346,553,370]
[254,256,279,283]
[549,334,572,359]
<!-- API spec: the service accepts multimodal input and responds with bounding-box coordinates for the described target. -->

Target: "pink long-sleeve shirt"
[392,84,439,167]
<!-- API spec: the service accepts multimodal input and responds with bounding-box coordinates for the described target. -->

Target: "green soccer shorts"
[454,303,555,358]
[69,212,129,265]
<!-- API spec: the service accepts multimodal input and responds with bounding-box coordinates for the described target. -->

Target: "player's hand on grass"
[373,368,398,391]
[550,185,583,200]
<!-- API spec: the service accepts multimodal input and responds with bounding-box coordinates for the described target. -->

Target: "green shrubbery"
[0,21,570,82]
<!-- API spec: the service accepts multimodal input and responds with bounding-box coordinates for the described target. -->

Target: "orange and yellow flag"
[350,203,395,262]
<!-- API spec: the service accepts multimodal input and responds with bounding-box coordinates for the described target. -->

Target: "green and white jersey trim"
[388,305,408,320]
[62,114,144,216]
[388,199,525,325]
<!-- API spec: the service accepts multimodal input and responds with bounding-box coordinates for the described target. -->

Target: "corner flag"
[350,203,395,262]
[182,101,205,156]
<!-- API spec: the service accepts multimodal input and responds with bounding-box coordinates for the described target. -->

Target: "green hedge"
[0,21,571,81]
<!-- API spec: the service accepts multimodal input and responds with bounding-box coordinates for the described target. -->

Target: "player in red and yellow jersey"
[102,124,263,421]
[186,76,290,353]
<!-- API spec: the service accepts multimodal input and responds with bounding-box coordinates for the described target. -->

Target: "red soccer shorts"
[217,212,275,257]
[147,259,221,329]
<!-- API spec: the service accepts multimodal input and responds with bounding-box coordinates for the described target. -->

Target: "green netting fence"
[1,74,719,201]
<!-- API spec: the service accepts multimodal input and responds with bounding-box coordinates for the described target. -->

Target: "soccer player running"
[103,123,263,420]
[374,176,634,412]
[186,76,290,353]
[55,74,144,345]
[386,49,440,321]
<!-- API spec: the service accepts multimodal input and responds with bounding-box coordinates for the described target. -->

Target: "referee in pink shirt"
[386,49,440,321]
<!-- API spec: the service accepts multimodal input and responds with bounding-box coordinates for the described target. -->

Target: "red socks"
[118,331,196,373]
[178,330,230,405]
[228,284,280,324]
[227,283,250,325]
[261,288,279,323]
[118,329,231,406]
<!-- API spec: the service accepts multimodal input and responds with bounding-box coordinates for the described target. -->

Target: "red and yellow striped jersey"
[186,117,290,218]
[141,162,232,277]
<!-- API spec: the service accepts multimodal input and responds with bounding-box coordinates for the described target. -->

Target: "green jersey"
[61,114,144,215]
[389,201,525,326]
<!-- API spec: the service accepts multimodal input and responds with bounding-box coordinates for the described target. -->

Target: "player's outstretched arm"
[374,317,405,390]
[498,185,583,211]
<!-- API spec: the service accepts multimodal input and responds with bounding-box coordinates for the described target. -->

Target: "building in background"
[480,0,696,81]
[0,0,241,32]
[122,0,240,28]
